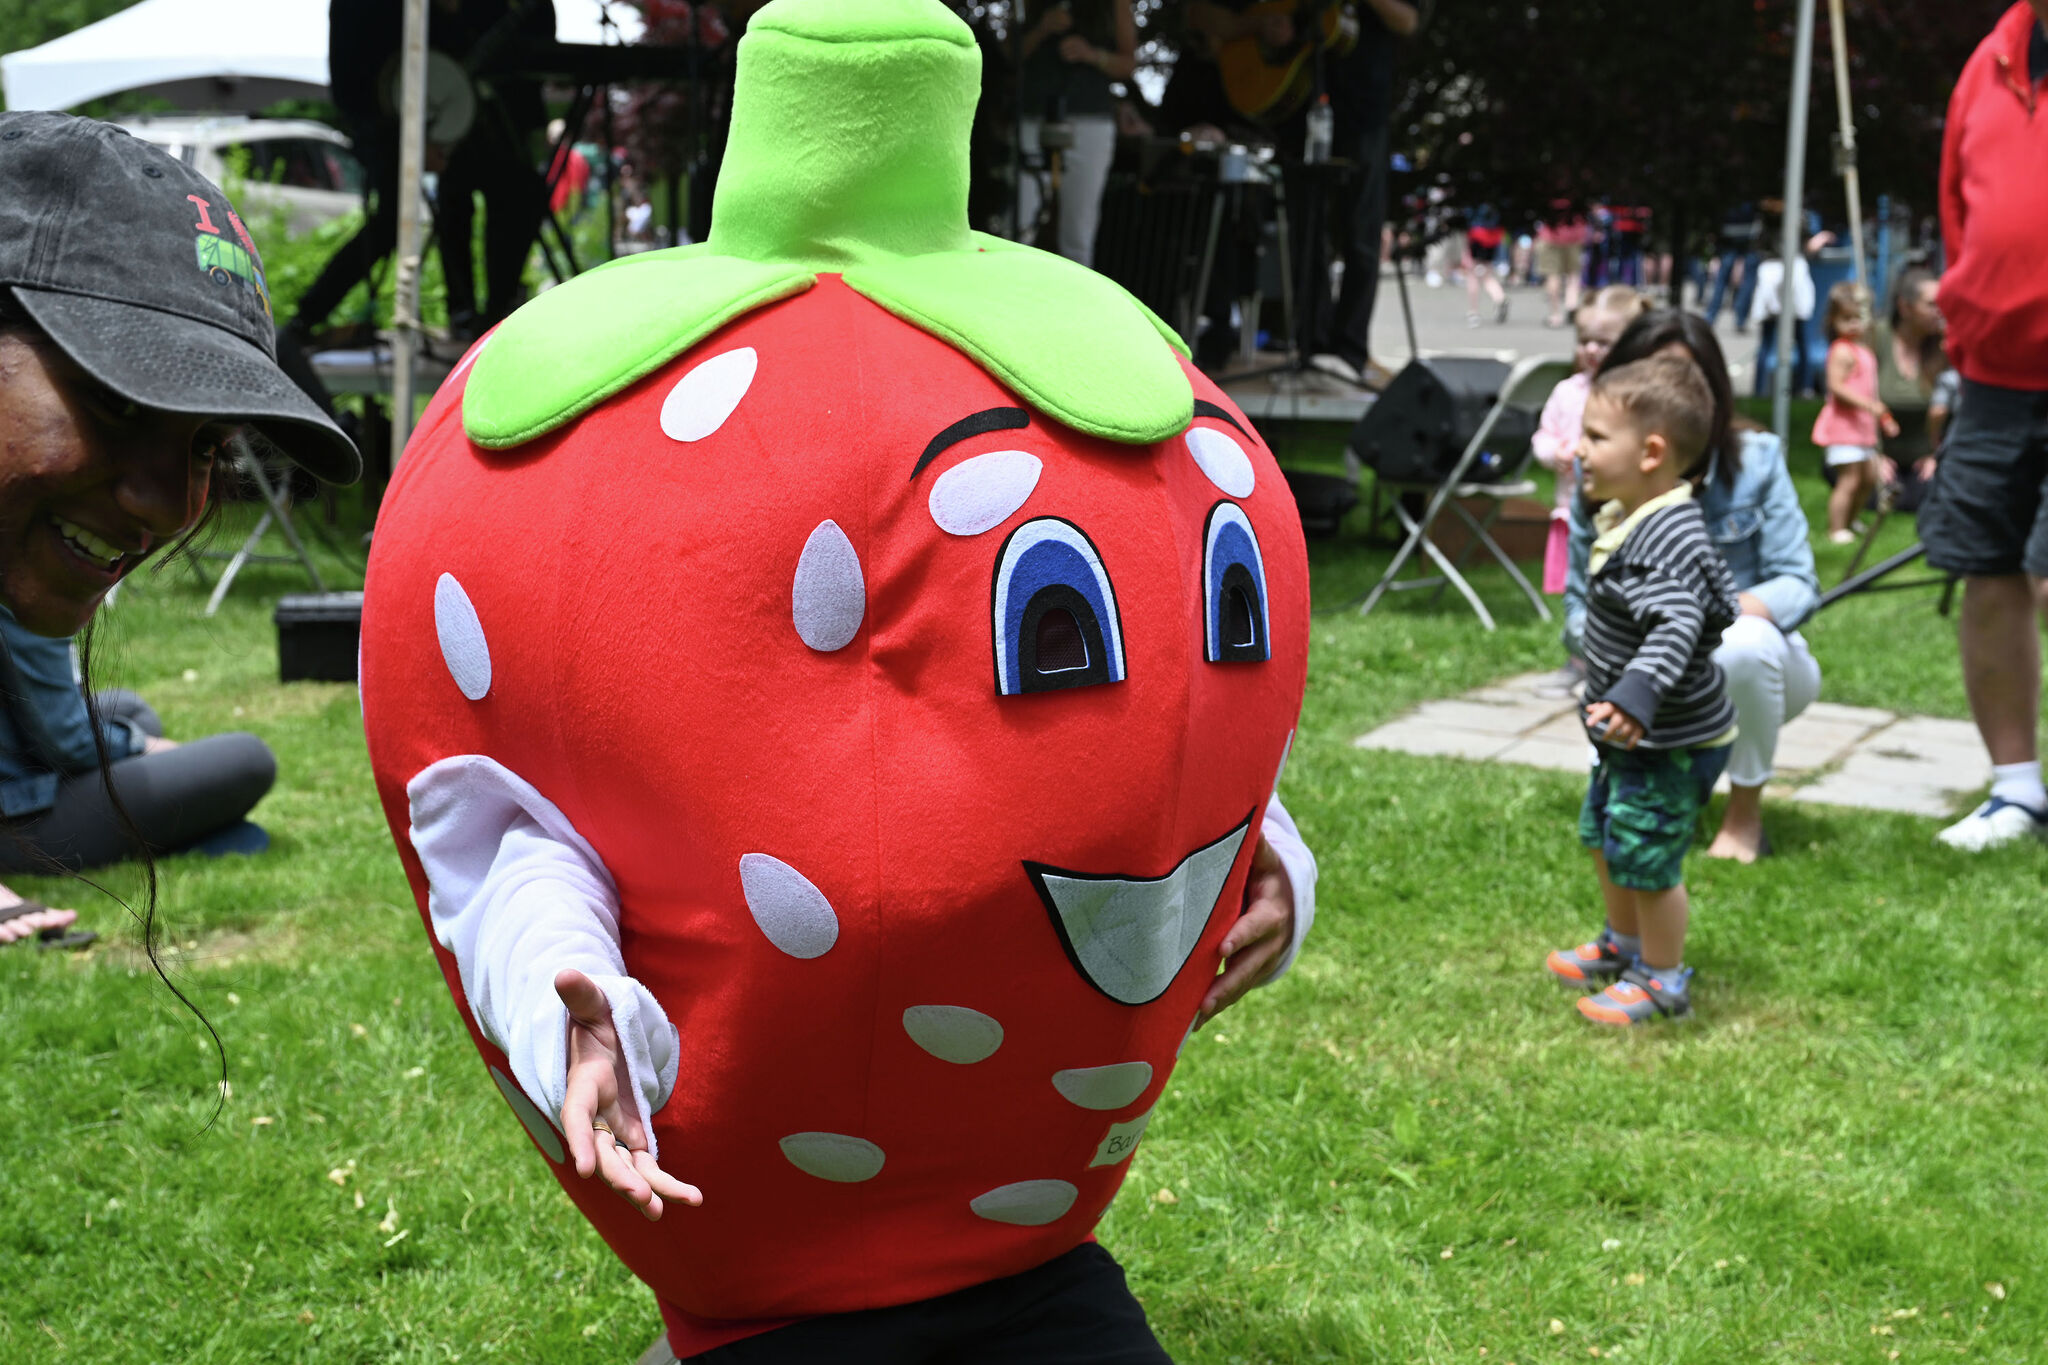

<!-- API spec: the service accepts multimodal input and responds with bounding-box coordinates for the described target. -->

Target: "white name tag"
[1089,1109,1154,1168]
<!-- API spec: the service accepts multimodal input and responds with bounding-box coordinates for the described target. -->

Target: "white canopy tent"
[0,0,643,113]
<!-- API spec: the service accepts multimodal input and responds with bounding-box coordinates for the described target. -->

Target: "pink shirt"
[1531,371,1590,512]
[1812,340,1880,449]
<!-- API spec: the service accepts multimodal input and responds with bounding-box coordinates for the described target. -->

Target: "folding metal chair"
[1356,355,1573,631]
[189,447,327,616]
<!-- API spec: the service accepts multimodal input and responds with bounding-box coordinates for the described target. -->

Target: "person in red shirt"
[1919,0,2048,852]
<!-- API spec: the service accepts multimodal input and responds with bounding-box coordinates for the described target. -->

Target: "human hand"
[1058,34,1096,64]
[1585,700,1642,749]
[1879,409,1900,439]
[0,888,77,944]
[1195,833,1294,1028]
[1256,10,1295,46]
[556,969,702,1220]
[1915,456,1938,482]
[1737,591,1775,622]
[1877,455,1899,486]
[142,735,179,755]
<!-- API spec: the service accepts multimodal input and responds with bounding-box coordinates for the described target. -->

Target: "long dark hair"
[0,290,228,1117]
[1596,309,1742,488]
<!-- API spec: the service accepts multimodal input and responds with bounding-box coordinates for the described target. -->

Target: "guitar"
[1217,1,1361,127]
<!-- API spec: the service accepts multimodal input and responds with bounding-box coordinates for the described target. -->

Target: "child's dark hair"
[1589,354,1717,478]
[1596,310,1743,487]
[1823,280,1874,344]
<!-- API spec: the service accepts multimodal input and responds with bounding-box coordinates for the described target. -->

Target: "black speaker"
[1347,357,1536,485]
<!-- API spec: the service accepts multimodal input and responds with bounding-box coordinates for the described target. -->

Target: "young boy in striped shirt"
[1545,354,1740,1025]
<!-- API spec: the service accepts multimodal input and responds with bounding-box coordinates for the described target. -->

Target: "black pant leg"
[1326,120,1390,366]
[682,1245,1170,1365]
[946,1244,1172,1365]
[0,733,275,872]
[290,129,399,331]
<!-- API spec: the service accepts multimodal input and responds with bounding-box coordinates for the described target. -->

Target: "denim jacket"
[0,608,150,818]
[1564,428,1821,657]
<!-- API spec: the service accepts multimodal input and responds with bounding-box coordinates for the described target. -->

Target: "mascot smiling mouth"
[1026,814,1253,1006]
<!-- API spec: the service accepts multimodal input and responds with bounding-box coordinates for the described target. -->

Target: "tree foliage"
[1390,0,2005,241]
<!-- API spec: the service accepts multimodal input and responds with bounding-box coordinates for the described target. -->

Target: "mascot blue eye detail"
[992,517,1127,695]
[1202,502,1270,664]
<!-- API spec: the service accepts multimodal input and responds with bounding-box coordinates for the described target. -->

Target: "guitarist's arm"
[1361,0,1420,37]
[1054,0,1137,80]
[1189,1,1263,46]
[1020,1,1074,59]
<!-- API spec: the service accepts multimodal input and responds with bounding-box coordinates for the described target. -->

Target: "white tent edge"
[2,0,644,114]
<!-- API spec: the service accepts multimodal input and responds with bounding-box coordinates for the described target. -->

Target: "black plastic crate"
[274,592,362,683]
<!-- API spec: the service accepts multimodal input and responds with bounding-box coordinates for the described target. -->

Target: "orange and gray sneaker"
[1545,934,1630,989]
[1577,967,1693,1026]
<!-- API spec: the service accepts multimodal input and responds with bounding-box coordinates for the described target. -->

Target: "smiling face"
[0,328,218,636]
[361,277,1309,1319]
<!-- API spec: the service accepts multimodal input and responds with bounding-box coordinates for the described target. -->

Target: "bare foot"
[1695,826,1761,859]
[0,887,78,943]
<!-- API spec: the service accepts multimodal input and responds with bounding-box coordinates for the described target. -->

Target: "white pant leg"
[1058,116,1119,269]
[1715,616,1823,787]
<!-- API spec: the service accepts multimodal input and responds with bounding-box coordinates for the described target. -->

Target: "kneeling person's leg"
[12,733,276,870]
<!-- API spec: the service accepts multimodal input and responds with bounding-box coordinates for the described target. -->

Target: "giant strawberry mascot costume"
[361,0,1313,1355]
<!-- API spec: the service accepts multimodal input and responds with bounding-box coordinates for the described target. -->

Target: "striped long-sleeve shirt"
[1582,494,1740,750]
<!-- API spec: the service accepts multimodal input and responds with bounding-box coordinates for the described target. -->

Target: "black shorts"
[1919,378,2048,578]
[681,1243,1173,1365]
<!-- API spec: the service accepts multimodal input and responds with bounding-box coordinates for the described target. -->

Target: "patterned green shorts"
[1578,743,1733,891]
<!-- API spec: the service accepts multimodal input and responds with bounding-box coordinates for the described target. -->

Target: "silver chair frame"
[1356,355,1574,631]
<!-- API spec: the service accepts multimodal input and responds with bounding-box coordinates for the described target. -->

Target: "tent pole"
[389,0,430,461]
[1774,0,1818,453]
[1825,0,1865,291]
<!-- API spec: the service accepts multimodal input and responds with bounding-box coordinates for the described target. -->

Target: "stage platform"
[1213,360,1376,426]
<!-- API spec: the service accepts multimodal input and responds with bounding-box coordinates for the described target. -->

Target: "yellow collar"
[1590,482,1693,576]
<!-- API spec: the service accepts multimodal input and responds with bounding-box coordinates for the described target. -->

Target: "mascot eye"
[991,517,1126,695]
[1202,502,1269,664]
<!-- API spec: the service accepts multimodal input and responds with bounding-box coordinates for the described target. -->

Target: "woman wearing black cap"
[0,112,359,937]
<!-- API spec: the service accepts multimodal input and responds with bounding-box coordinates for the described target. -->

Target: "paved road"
[1363,269,1761,389]
[1216,269,1767,426]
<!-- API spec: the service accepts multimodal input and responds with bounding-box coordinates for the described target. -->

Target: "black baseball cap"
[0,111,361,484]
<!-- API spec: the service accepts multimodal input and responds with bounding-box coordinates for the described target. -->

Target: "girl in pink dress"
[1532,285,1648,596]
[1813,282,1900,544]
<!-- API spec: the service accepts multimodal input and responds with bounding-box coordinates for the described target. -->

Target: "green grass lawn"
[5,415,2045,1364]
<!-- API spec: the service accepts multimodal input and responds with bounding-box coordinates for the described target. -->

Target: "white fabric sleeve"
[1255,793,1318,987]
[406,754,679,1157]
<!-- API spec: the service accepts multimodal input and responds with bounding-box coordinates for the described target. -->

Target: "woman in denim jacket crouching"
[1565,311,1822,862]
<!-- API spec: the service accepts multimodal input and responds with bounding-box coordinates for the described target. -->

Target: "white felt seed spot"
[433,573,491,701]
[928,450,1042,536]
[791,520,865,652]
[738,853,839,958]
[1052,1062,1154,1111]
[779,1132,885,1183]
[971,1179,1078,1227]
[660,346,758,442]
[1186,426,1255,498]
[902,1005,1004,1064]
[489,1066,564,1164]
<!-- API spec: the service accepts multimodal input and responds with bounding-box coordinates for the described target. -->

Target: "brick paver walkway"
[1354,672,1990,817]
